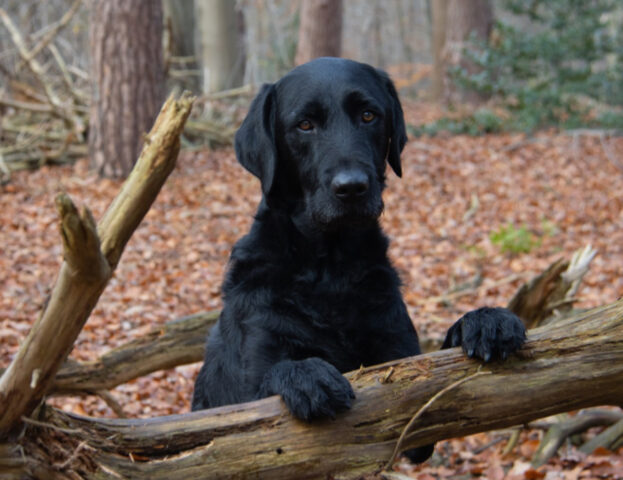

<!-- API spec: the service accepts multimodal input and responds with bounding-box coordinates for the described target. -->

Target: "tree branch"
[0,92,195,438]
[0,6,79,128]
[53,311,217,394]
[37,300,623,480]
[14,0,83,73]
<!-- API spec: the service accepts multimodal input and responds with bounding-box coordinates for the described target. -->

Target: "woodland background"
[1,1,623,479]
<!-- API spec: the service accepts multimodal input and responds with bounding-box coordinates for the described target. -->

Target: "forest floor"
[1,102,622,479]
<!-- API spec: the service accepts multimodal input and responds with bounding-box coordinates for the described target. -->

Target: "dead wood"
[184,119,236,146]
[0,311,217,396]
[532,410,623,467]
[580,416,623,455]
[0,3,89,176]
[13,0,82,74]
[17,300,623,480]
[53,311,218,394]
[507,245,596,328]
[0,92,195,438]
[0,6,82,130]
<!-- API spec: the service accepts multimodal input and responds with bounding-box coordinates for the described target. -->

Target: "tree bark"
[0,93,195,440]
[194,0,245,93]
[295,0,343,66]
[89,0,165,178]
[431,0,449,100]
[443,0,493,103]
[163,0,199,92]
[14,300,623,480]
[53,311,218,394]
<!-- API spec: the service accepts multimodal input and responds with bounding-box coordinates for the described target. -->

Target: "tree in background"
[89,0,164,178]
[163,0,199,93]
[452,0,623,132]
[432,0,493,103]
[431,0,449,100]
[194,0,245,93]
[295,0,343,65]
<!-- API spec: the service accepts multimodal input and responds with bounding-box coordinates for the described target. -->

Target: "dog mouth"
[309,198,384,231]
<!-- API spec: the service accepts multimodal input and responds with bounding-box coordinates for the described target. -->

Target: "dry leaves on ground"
[1,102,622,477]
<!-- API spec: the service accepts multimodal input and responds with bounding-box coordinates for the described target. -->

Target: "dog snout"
[331,170,369,201]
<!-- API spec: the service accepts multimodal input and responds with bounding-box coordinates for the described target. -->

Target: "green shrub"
[418,0,623,135]
[490,223,540,254]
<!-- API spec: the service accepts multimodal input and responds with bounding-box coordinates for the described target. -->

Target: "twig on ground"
[383,368,491,470]
[502,428,522,455]
[20,416,81,435]
[532,410,623,467]
[580,417,623,455]
[95,391,126,419]
[53,440,95,470]
[473,435,505,454]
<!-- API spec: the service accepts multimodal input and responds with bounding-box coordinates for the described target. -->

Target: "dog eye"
[297,120,314,131]
[361,111,375,123]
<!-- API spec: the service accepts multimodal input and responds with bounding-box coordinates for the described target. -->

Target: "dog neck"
[255,198,389,262]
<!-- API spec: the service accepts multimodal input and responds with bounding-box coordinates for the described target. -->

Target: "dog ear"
[235,84,278,196]
[377,70,407,178]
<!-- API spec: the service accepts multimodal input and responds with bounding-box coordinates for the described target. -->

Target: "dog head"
[235,57,406,230]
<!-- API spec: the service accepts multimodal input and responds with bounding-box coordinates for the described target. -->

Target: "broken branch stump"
[0,92,195,438]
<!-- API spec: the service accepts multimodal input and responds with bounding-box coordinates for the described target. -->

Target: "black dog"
[192,58,526,463]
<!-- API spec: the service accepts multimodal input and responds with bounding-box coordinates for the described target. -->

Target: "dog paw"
[442,307,526,362]
[260,357,355,421]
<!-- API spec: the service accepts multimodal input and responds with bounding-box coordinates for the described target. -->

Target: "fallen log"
[19,300,623,480]
[0,311,215,395]
[53,311,218,394]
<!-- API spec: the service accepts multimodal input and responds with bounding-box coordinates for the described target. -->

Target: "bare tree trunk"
[295,0,343,65]
[444,0,493,103]
[194,0,245,93]
[89,0,165,178]
[163,0,199,92]
[431,0,449,100]
[164,0,196,60]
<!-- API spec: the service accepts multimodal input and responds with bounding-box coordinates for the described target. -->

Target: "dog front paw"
[443,307,526,362]
[259,357,355,421]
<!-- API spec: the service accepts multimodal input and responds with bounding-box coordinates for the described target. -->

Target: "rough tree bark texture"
[89,0,165,178]
[7,300,623,480]
[295,0,343,65]
[443,0,493,103]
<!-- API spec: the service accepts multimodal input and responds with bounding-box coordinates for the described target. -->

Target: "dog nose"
[331,170,369,200]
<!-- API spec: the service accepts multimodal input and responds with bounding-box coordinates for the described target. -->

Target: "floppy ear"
[234,84,278,196]
[377,70,407,178]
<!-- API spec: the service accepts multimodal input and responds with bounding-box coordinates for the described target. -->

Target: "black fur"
[192,58,526,463]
